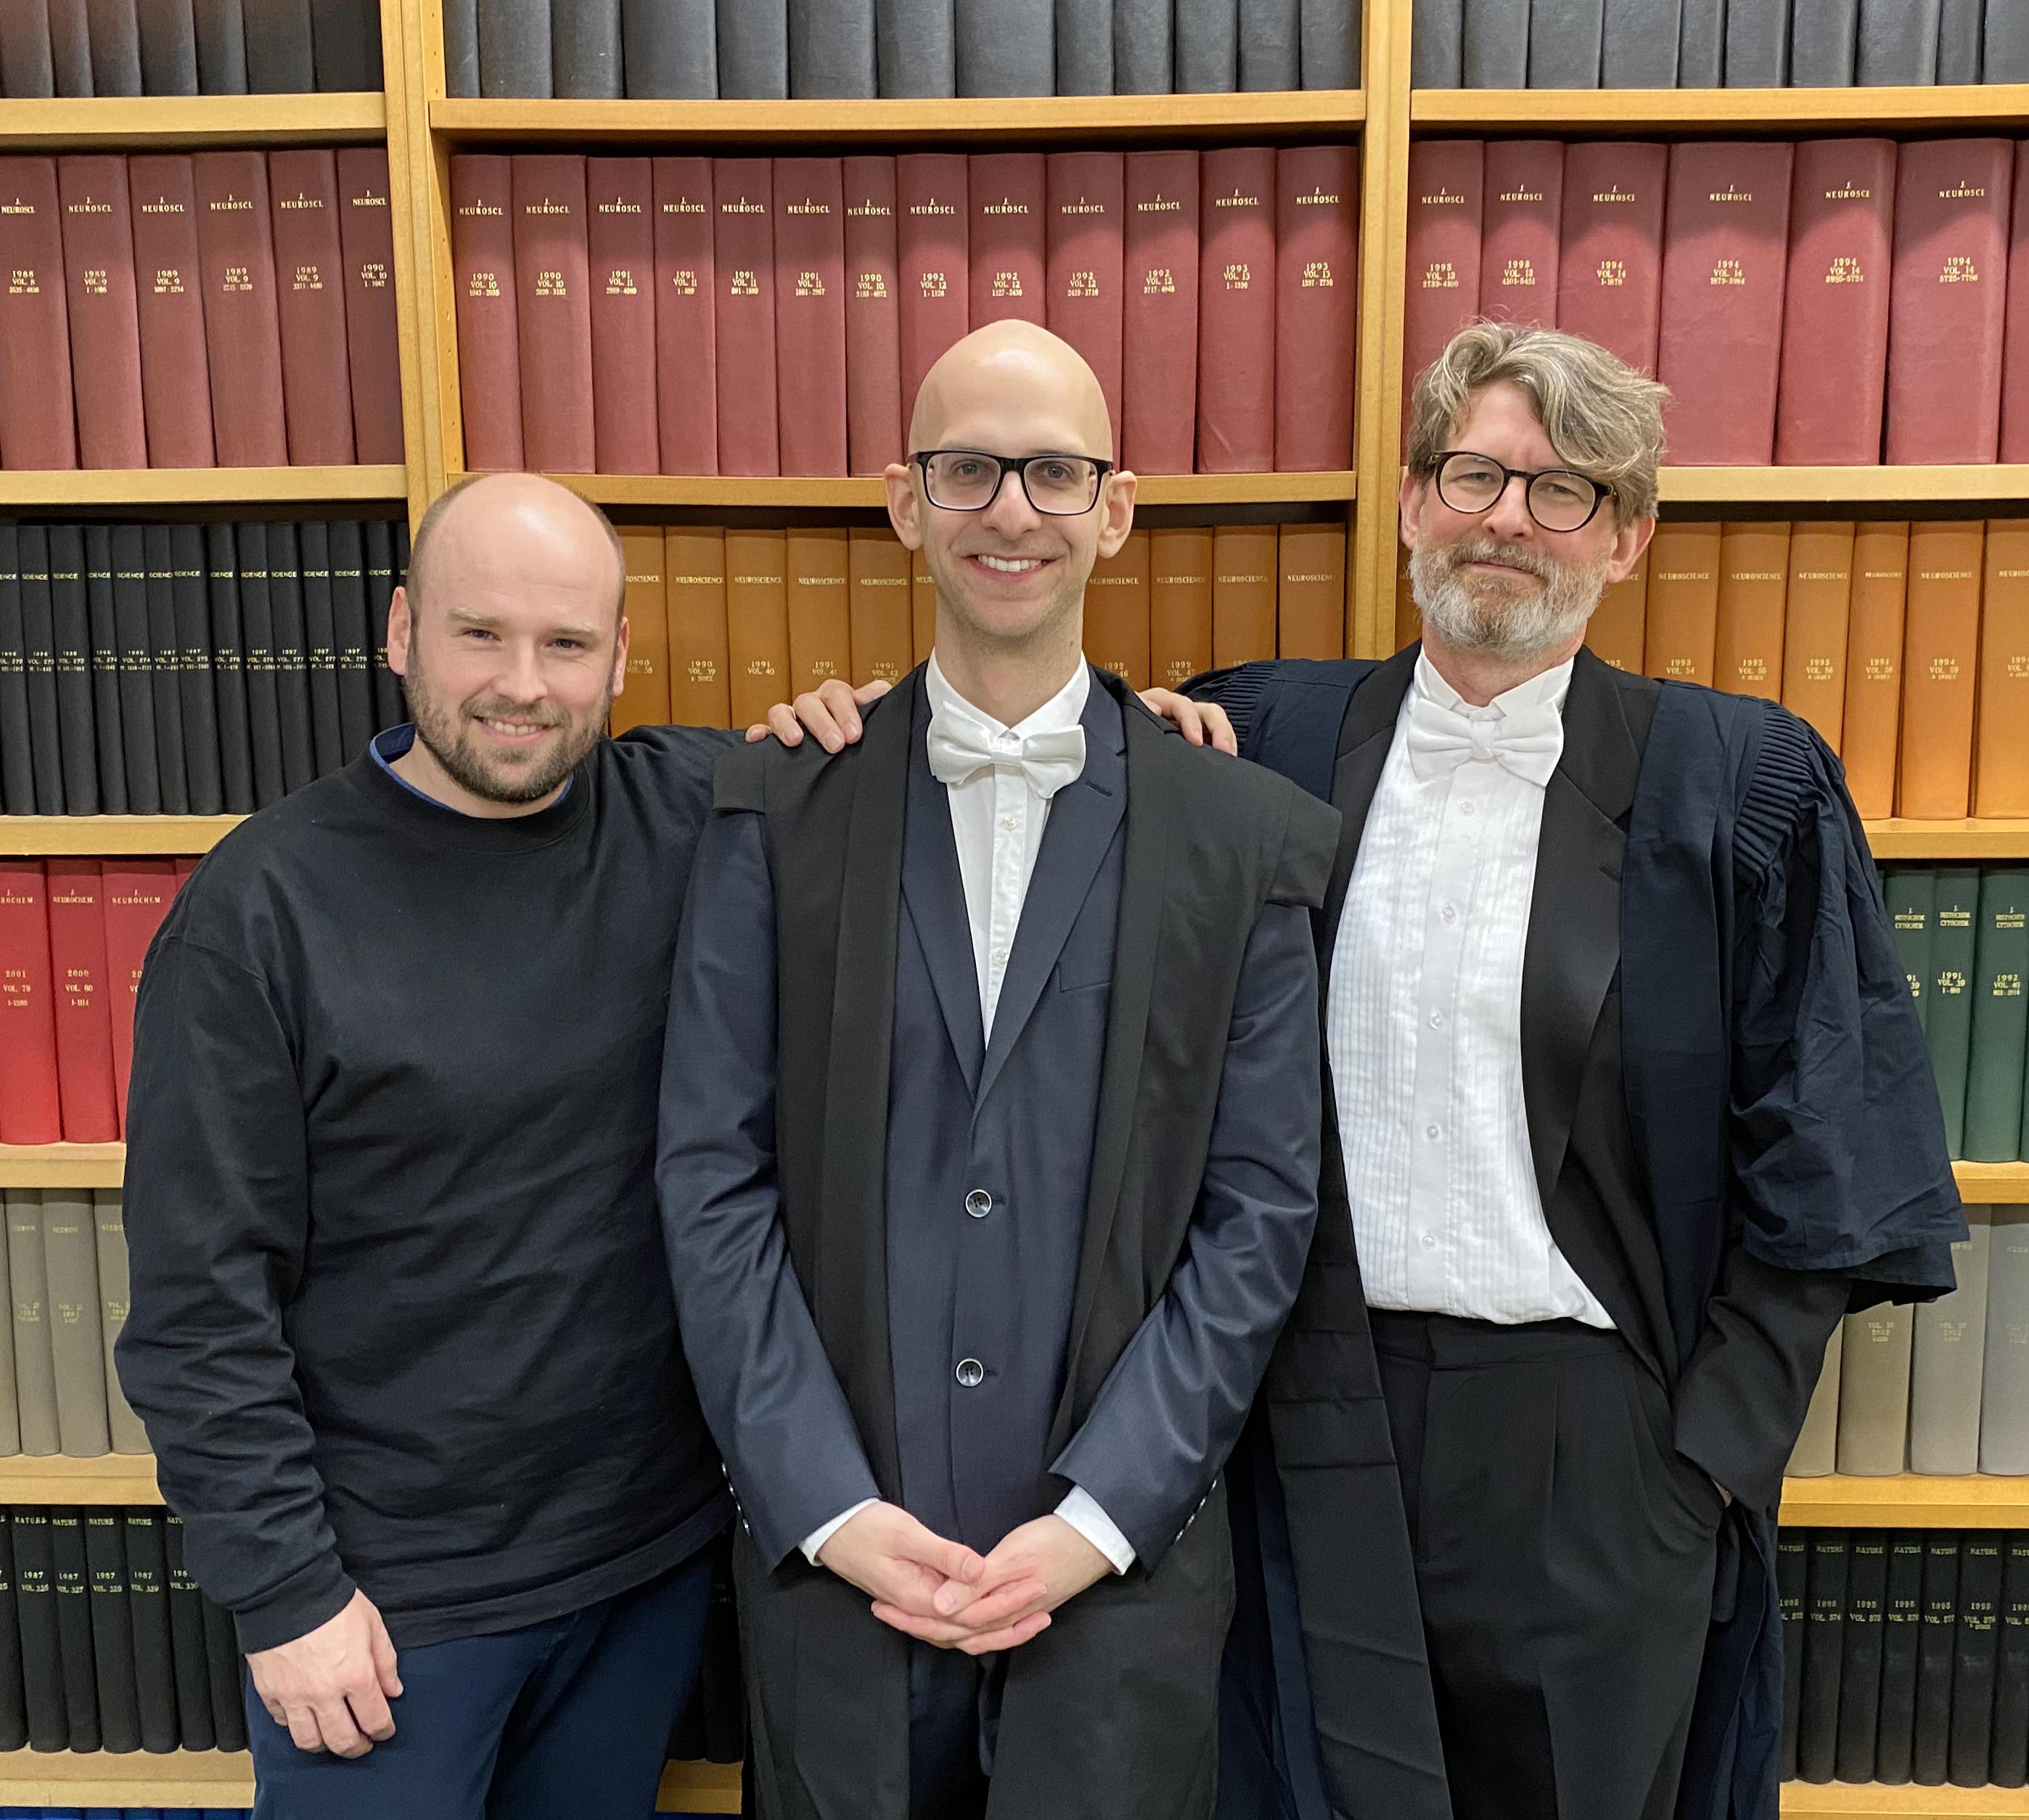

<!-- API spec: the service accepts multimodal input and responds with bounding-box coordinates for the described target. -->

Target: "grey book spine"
[1677,0,1722,81]
[1789,0,1857,83]
[620,0,713,96]
[137,0,197,91]
[877,0,955,93]
[309,0,382,89]
[477,0,551,94]
[714,0,784,95]
[86,0,143,91]
[0,1208,17,1456]
[1530,0,1602,84]
[1057,0,1113,91]
[1462,0,1528,84]
[94,1194,147,1456]
[1836,1302,1915,1475]
[1723,0,1789,81]
[0,0,57,96]
[242,0,314,88]
[1983,1209,2029,1472]
[1988,0,2029,80]
[443,0,479,94]
[1299,0,1358,83]
[41,1193,109,1459]
[1174,0,1237,89]
[1112,0,1170,89]
[192,0,246,90]
[1239,0,1298,87]
[7,1192,60,1459]
[956,0,1052,91]
[1788,1321,1844,1477]
[47,0,92,91]
[552,0,621,96]
[1936,0,1980,79]
[1909,1208,1993,1474]
[790,0,875,96]
[1856,0,1940,81]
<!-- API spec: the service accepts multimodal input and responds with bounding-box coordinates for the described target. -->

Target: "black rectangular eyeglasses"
[914,449,1113,515]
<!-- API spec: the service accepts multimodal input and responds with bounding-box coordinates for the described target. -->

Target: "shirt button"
[956,1358,985,1387]
[992,946,1009,966]
[1419,1231,1438,1250]
[1428,1011,1444,1029]
[1001,815,1019,832]
[964,1189,993,1219]
[1459,800,1476,817]
[1425,1123,1441,1141]
[1440,903,1457,923]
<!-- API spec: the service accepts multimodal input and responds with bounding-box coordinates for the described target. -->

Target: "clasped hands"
[816,1501,1112,1655]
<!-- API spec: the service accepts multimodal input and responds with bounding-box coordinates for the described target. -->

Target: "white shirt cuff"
[801,1498,880,1566]
[1056,1486,1135,1575]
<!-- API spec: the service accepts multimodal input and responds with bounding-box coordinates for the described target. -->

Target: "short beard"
[1410,534,1607,665]
[404,649,609,806]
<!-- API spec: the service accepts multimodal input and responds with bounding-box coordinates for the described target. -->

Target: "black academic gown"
[1193,646,1964,1820]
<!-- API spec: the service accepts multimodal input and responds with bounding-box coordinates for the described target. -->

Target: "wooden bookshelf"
[0,1144,125,1189]
[1781,1474,2029,1528]
[529,470,1359,510]
[1866,822,2029,861]
[1782,1788,2029,1817]
[0,815,241,856]
[0,92,387,151]
[0,1454,159,1504]
[1656,466,2029,508]
[0,465,409,509]
[1412,82,2029,134]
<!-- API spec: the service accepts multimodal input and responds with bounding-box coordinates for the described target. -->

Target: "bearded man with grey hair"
[1188,321,1963,1820]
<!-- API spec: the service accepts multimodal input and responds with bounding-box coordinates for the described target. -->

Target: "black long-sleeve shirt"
[118,726,737,1652]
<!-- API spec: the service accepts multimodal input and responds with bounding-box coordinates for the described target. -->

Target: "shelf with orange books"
[0,92,388,152]
[1781,1784,2029,1817]
[1780,1473,2029,1528]
[525,470,1358,511]
[0,466,410,509]
[1411,83,2029,136]
[0,816,242,858]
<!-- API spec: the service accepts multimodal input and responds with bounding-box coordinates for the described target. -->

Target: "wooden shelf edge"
[0,814,242,856]
[1866,821,2029,861]
[1414,83,2029,132]
[1781,1472,2029,1527]
[0,92,387,150]
[0,1454,160,1504]
[1659,465,2029,506]
[0,466,409,507]
[0,1144,126,1189]
[1782,1784,2029,1816]
[1954,1163,2029,1204]
[529,470,1355,507]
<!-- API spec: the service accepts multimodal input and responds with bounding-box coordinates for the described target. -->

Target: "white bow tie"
[925,709,1087,799]
[1404,691,1562,787]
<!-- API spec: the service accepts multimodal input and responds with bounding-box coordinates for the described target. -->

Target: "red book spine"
[1046,151,1124,464]
[99,858,177,1134]
[1274,142,1357,473]
[0,157,78,470]
[652,157,714,475]
[586,155,658,475]
[969,152,1046,329]
[1401,139,1483,435]
[1886,137,2014,467]
[267,149,355,465]
[512,153,595,474]
[57,155,146,470]
[1774,139,1895,467]
[43,858,118,1144]
[126,155,214,468]
[190,149,287,468]
[0,861,61,1145]
[774,156,848,477]
[1197,144,1276,473]
[896,154,968,440]
[335,147,404,465]
[1478,139,1562,328]
[2001,143,2029,463]
[713,156,779,477]
[843,155,902,475]
[1554,140,1668,377]
[1655,141,1794,466]
[450,155,522,472]
[1122,149,1198,477]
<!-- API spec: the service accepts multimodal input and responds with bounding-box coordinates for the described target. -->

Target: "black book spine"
[163,1509,214,1750]
[266,522,316,795]
[1798,1528,1848,1782]
[171,525,222,816]
[110,528,160,813]
[48,0,93,91]
[1994,1530,2029,1788]
[444,0,480,94]
[553,0,622,96]
[242,0,314,87]
[235,522,286,809]
[18,527,67,814]
[48,1507,101,1751]
[364,517,405,731]
[46,525,99,815]
[193,0,247,89]
[329,520,374,760]
[1836,1530,1888,1782]
[621,0,713,95]
[0,525,34,815]
[1950,1531,2003,1784]
[12,1507,67,1752]
[142,525,189,815]
[138,0,200,91]
[1877,1530,1926,1784]
[201,1592,246,1750]
[83,527,127,816]
[298,520,344,777]
[478,0,552,94]
[124,1507,179,1753]
[83,1507,140,1754]
[0,0,57,96]
[86,0,144,92]
[1779,1526,1807,1779]
[0,1511,28,1752]
[205,522,253,814]
[1914,1530,1962,1785]
[309,0,382,88]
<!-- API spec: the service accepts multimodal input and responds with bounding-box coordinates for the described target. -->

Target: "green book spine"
[1967,871,2029,1160]
[1885,868,1936,1034]
[1930,869,1981,1158]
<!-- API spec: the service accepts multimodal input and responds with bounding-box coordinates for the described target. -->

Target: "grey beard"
[1409,537,1607,663]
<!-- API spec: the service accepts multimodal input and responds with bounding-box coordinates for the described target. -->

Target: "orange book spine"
[1642,521,1723,686]
[1585,548,1647,672]
[611,527,670,734]
[1897,520,1985,819]
[1278,522,1346,660]
[1151,528,1213,686]
[1394,541,1419,652]
[848,527,914,686]
[1975,520,2029,816]
[1779,520,1855,749]
[1086,528,1151,690]
[1840,522,1910,820]
[911,546,938,663]
[666,526,731,729]
[725,528,790,730]
[1212,525,1279,668]
[1713,521,1790,700]
[787,528,851,700]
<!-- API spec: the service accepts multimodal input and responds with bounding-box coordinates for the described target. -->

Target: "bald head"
[908,320,1112,461]
[408,472,627,628]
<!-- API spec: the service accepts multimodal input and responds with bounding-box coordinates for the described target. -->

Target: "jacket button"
[964,1189,993,1219]
[956,1358,985,1387]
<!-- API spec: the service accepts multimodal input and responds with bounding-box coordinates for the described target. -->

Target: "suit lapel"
[901,700,985,1098]
[1319,644,1419,966]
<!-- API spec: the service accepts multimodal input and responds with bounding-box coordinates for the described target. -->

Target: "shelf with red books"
[0,466,410,509]
[1781,1785,2029,1816]
[0,93,389,152]
[1866,823,2029,862]
[0,1454,159,1505]
[0,1144,125,1189]
[0,816,242,858]
[1411,83,2029,136]
[528,471,1358,511]
[1781,1473,2029,1528]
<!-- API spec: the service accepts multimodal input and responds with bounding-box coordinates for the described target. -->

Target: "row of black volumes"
[0,1506,245,1756]
[0,0,382,98]
[1783,1528,2028,1787]
[0,520,410,820]
[442,0,1361,99]
[1413,0,2029,87]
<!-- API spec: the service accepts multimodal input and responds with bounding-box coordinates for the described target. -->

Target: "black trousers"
[1371,1311,1722,1820]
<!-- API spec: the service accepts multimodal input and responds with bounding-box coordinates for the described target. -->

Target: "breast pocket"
[1054,921,1116,993]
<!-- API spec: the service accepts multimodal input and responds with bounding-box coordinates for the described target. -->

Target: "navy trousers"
[247,1554,713,1820]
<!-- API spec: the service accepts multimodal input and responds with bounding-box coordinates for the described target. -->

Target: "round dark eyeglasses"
[1431,450,1608,533]
[914,449,1112,516]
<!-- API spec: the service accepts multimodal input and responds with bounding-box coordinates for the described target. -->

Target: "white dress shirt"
[803,653,1136,1573]
[1326,652,1615,1328]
